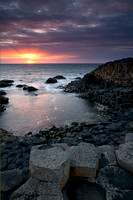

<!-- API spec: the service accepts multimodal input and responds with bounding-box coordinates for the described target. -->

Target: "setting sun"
[27,60,34,64]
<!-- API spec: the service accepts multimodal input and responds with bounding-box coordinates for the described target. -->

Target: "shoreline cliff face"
[64,58,133,112]
[90,57,133,86]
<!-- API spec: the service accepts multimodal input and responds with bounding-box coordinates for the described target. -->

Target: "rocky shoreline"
[1,58,133,200]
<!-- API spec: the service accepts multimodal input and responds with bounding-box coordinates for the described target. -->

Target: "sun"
[27,60,34,64]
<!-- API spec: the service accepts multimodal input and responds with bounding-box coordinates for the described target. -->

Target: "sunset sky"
[0,0,133,63]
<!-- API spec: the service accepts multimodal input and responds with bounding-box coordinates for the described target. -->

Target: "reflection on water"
[1,90,106,135]
[1,63,105,136]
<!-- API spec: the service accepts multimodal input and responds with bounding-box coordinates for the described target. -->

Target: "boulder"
[1,96,9,104]
[125,133,133,143]
[53,75,66,80]
[115,143,133,173]
[16,84,27,88]
[1,169,24,191]
[68,143,99,180]
[98,145,117,167]
[0,90,6,95]
[46,78,58,83]
[98,166,133,191]
[0,80,14,87]
[11,178,63,200]
[27,86,38,92]
[23,85,38,92]
[30,144,70,189]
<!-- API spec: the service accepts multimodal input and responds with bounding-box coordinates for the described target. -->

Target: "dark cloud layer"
[1,0,133,62]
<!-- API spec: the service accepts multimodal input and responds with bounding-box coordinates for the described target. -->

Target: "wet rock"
[27,86,38,92]
[11,178,63,200]
[16,84,27,88]
[1,169,24,191]
[53,75,66,80]
[1,96,9,104]
[46,78,58,83]
[23,85,38,92]
[30,144,70,189]
[0,79,14,87]
[68,143,98,180]
[0,90,7,95]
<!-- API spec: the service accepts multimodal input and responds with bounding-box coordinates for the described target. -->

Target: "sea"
[1,63,108,136]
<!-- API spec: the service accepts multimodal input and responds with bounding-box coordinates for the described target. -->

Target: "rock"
[1,96,9,104]
[23,85,38,91]
[119,142,133,149]
[62,177,105,200]
[27,86,38,92]
[71,122,78,126]
[0,79,14,87]
[0,104,6,112]
[1,169,24,191]
[75,77,81,80]
[0,90,6,95]
[98,166,133,191]
[98,145,117,167]
[115,143,133,173]
[11,178,63,200]
[68,143,99,180]
[46,78,58,83]
[53,75,66,80]
[106,190,133,200]
[30,144,70,189]
[16,84,27,88]
[125,133,133,143]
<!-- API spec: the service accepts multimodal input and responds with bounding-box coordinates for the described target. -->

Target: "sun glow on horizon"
[1,48,78,63]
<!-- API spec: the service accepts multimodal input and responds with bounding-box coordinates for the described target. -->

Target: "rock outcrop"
[0,80,14,87]
[46,78,58,83]
[64,58,133,112]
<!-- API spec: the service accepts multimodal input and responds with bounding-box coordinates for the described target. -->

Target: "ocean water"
[1,63,107,136]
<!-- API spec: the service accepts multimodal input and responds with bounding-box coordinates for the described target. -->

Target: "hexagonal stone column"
[116,142,133,173]
[30,144,70,189]
[68,143,99,180]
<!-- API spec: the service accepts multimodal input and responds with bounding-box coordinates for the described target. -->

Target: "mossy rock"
[85,123,97,128]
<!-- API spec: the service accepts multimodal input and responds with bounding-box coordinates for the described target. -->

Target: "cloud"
[0,0,133,62]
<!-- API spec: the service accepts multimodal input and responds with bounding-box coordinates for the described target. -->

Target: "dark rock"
[106,190,133,200]
[16,84,27,88]
[23,86,38,92]
[27,86,38,92]
[0,80,14,87]
[62,177,105,200]
[46,78,58,83]
[98,166,133,191]
[1,169,24,191]
[1,96,9,104]
[0,90,7,95]
[75,77,81,80]
[71,122,78,126]
[23,86,28,90]
[53,75,66,80]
